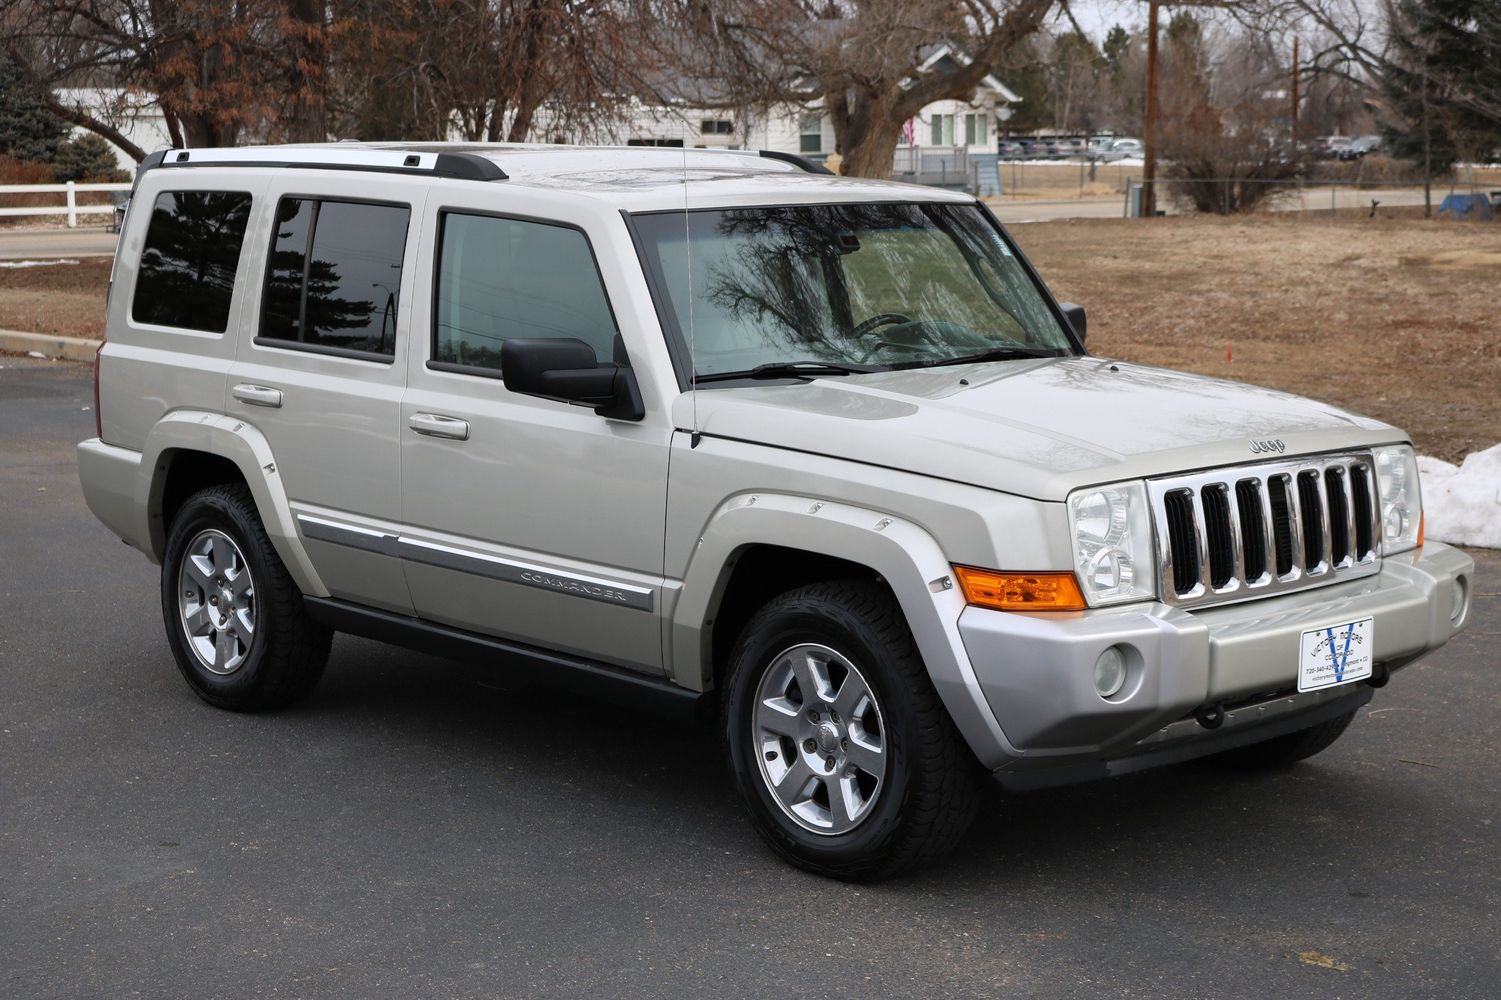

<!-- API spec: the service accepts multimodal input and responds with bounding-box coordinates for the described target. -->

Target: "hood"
[675,357,1401,500]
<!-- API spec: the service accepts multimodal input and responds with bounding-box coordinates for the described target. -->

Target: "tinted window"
[434,212,617,372]
[260,198,410,356]
[132,190,252,332]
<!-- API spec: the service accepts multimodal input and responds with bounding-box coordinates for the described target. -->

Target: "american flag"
[901,118,916,146]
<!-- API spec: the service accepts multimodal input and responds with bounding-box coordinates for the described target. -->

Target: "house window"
[799,114,822,154]
[929,114,955,147]
[964,113,988,146]
[700,119,734,135]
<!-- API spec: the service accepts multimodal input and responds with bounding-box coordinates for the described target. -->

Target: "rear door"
[228,175,427,614]
[397,192,672,674]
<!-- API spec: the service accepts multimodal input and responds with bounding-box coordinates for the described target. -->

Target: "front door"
[398,197,671,674]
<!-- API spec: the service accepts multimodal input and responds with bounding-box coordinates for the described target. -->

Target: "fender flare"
[139,410,328,597]
[671,492,1019,767]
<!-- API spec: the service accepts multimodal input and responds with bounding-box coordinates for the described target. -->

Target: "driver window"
[433,212,618,372]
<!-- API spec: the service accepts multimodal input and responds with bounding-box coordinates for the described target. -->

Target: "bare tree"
[653,0,1058,179]
[331,0,658,144]
[1,0,332,156]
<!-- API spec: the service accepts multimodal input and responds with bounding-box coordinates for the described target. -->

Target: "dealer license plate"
[1297,617,1375,693]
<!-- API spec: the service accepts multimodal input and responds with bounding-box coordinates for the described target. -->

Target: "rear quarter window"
[132,190,253,333]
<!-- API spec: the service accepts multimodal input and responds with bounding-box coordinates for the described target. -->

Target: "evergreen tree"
[0,55,68,163]
[1381,0,1501,172]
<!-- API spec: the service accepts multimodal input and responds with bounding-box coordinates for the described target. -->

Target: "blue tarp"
[1437,193,1495,221]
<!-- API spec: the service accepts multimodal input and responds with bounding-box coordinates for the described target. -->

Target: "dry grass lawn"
[1012,214,1501,462]
[2,214,1498,460]
[0,257,113,339]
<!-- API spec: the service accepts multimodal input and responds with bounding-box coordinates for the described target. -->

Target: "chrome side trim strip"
[397,537,655,613]
[296,514,400,557]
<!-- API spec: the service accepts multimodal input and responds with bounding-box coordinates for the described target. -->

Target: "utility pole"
[1290,36,1300,144]
[1142,0,1160,217]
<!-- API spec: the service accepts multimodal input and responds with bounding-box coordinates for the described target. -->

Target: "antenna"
[682,145,699,447]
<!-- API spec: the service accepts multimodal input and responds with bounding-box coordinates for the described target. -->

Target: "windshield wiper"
[899,346,1065,370]
[695,361,882,384]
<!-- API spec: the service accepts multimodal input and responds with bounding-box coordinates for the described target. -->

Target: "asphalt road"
[0,228,119,261]
[2,357,1497,1000]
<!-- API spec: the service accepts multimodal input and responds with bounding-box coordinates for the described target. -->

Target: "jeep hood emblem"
[1250,438,1287,455]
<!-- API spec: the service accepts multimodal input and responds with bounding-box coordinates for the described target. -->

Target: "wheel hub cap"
[177,528,256,676]
[752,643,887,836]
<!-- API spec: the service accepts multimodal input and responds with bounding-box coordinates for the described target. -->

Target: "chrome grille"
[1148,452,1381,609]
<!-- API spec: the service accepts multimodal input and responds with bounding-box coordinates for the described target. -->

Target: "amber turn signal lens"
[952,566,1087,612]
[1417,512,1425,549]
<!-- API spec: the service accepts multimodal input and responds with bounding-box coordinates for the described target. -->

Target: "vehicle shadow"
[279,631,1410,894]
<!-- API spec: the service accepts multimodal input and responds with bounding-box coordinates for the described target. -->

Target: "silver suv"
[78,143,1474,879]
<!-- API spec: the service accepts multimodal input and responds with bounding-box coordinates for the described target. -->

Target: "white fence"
[0,181,132,227]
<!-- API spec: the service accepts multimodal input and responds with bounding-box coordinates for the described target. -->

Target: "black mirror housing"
[1058,302,1086,346]
[500,337,645,421]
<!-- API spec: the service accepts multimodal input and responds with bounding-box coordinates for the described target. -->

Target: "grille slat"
[1326,467,1351,565]
[1268,475,1295,577]
[1201,485,1235,589]
[1163,489,1200,595]
[1296,470,1325,571]
[1350,464,1375,558]
[1235,480,1268,581]
[1150,452,1382,609]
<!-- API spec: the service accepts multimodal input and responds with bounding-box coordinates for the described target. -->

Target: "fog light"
[1452,576,1469,624]
[1094,646,1127,698]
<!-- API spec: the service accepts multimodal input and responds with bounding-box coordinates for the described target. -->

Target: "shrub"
[52,134,128,183]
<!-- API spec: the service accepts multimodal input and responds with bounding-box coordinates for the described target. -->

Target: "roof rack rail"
[142,146,507,181]
[756,150,835,176]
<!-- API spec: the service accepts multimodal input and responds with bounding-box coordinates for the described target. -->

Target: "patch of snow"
[1419,444,1501,549]
[0,258,81,269]
[26,351,48,359]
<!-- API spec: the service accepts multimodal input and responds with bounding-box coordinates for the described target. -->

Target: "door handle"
[408,412,470,441]
[232,383,283,408]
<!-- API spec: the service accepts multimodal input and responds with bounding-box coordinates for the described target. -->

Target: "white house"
[52,87,174,170]
[595,45,1021,193]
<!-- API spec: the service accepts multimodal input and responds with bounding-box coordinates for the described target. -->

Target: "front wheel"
[722,580,981,880]
[160,483,331,711]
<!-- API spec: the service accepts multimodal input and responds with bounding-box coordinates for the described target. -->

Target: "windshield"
[632,202,1074,380]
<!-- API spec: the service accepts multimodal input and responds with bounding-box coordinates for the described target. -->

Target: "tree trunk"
[282,0,329,142]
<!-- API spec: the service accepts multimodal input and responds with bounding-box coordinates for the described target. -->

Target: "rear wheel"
[161,483,331,711]
[1211,709,1358,769]
[723,579,981,880]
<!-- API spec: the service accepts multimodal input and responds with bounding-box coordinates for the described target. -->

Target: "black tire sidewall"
[160,488,280,706]
[724,594,921,870]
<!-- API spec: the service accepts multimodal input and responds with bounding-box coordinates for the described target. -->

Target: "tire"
[722,579,982,881]
[1210,709,1358,769]
[160,483,332,711]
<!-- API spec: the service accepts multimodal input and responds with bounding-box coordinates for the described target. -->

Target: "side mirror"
[500,337,645,421]
[1059,302,1086,346]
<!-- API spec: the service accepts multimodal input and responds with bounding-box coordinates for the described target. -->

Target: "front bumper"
[956,542,1474,788]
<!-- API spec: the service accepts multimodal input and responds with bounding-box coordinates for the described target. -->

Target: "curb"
[0,329,101,363]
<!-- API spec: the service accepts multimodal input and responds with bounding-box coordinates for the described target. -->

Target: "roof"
[915,45,1023,104]
[145,141,976,212]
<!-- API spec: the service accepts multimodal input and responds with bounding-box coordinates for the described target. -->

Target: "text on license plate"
[1298,617,1374,693]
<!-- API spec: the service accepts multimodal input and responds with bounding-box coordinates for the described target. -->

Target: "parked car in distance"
[1338,135,1384,160]
[79,142,1474,881]
[1096,138,1144,162]
[998,140,1028,159]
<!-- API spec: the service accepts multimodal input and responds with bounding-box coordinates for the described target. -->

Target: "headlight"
[1066,482,1156,606]
[1373,444,1422,553]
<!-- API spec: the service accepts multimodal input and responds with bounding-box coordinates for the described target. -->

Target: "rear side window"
[433,212,617,373]
[260,197,410,358]
[132,190,253,333]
